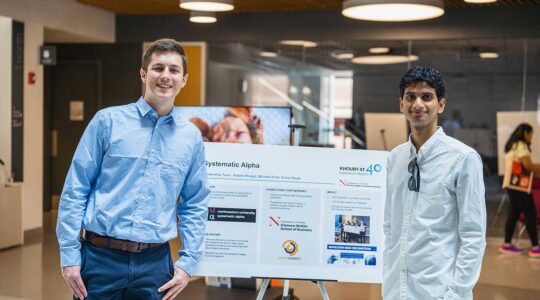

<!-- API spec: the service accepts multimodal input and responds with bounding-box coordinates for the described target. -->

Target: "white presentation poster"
[192,143,388,283]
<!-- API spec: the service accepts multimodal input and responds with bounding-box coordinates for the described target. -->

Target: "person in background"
[211,115,253,143]
[358,219,367,243]
[499,123,540,257]
[442,109,463,137]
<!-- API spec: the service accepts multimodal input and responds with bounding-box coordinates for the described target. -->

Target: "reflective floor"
[1,200,540,299]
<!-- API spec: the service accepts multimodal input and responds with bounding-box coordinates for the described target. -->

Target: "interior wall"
[0,0,115,232]
[23,21,44,231]
[206,62,248,106]
[0,0,114,43]
[0,17,11,178]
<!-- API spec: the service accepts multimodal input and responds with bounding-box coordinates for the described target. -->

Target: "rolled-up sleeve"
[56,111,108,267]
[175,136,211,276]
[445,152,487,299]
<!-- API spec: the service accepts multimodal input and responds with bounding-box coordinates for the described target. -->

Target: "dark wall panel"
[53,43,142,108]
[12,21,24,182]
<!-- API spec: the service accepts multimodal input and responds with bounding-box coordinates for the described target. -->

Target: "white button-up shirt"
[383,128,486,300]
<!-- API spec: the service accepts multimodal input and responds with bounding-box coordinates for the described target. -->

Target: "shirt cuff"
[60,248,82,267]
[174,257,196,277]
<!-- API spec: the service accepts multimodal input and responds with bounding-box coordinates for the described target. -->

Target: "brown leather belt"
[81,230,164,253]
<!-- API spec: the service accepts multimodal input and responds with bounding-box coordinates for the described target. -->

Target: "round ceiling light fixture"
[479,51,498,59]
[332,52,355,59]
[180,0,234,12]
[352,54,419,65]
[279,40,318,48]
[189,11,217,23]
[464,0,497,3]
[260,51,278,57]
[342,0,444,22]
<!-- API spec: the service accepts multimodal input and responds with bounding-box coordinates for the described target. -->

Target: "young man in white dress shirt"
[383,66,486,300]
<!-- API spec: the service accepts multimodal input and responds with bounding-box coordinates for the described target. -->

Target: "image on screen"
[176,106,292,146]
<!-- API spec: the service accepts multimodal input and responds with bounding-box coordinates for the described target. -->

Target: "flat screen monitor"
[176,106,292,146]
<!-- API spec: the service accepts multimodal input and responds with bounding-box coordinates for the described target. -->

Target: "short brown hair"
[142,38,188,75]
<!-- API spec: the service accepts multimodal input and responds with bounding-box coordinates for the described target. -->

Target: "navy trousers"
[77,240,174,300]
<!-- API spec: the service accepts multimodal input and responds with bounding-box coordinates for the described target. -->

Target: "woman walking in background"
[500,123,540,257]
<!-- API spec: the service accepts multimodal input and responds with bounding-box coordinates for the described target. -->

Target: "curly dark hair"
[399,66,446,99]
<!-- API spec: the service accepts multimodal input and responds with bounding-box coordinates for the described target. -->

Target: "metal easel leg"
[317,281,330,300]
[492,191,508,228]
[256,278,271,300]
[282,280,290,300]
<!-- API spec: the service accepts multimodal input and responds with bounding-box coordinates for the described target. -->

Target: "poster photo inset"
[335,215,370,244]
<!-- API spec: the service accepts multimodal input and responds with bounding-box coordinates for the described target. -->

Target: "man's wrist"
[174,260,193,277]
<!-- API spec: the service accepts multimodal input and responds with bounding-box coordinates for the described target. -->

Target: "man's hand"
[158,266,190,300]
[62,266,87,300]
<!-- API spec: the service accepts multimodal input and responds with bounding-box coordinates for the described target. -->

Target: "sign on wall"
[193,143,387,283]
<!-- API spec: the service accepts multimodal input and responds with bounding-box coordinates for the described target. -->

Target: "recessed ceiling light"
[289,86,298,95]
[352,55,419,64]
[369,47,390,54]
[479,52,498,59]
[189,11,217,23]
[260,51,278,57]
[279,40,318,48]
[180,0,234,12]
[464,0,497,3]
[342,0,444,22]
[333,52,355,59]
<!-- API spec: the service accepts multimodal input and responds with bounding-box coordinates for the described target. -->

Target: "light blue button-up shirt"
[56,97,210,276]
[383,128,486,300]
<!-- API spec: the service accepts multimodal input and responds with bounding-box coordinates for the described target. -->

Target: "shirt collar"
[136,97,181,125]
[408,127,445,161]
[136,97,156,118]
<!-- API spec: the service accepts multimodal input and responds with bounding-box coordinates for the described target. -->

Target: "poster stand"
[253,123,332,300]
[255,278,331,300]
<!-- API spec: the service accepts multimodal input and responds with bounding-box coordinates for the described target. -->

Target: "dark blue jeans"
[77,240,174,299]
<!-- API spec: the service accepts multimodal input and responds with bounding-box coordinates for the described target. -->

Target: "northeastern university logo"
[282,240,299,256]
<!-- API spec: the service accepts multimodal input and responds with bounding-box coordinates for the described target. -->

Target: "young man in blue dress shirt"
[383,66,486,299]
[56,38,210,300]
